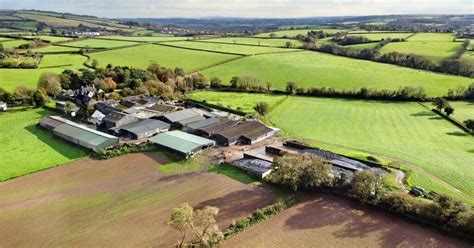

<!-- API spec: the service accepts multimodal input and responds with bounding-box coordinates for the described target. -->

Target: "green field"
[346,42,379,49]
[60,38,139,48]
[408,33,456,42]
[161,41,297,55]
[98,35,189,42]
[31,45,80,53]
[201,37,303,47]
[90,44,240,72]
[380,41,460,61]
[0,54,85,90]
[351,32,413,41]
[202,51,472,96]
[255,29,353,38]
[0,39,29,49]
[450,101,474,122]
[24,35,73,42]
[0,109,86,181]
[187,91,288,113]
[0,37,13,42]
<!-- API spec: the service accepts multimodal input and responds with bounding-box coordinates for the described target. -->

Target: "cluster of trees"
[332,34,372,45]
[305,85,428,101]
[452,39,470,59]
[0,50,43,69]
[253,101,269,116]
[166,203,223,247]
[446,83,474,100]
[268,153,474,239]
[432,97,455,116]
[295,30,331,44]
[18,39,48,50]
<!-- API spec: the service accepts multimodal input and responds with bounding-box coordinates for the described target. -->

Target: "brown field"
[224,195,471,248]
[0,153,277,247]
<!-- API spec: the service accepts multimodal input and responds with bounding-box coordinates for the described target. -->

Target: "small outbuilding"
[102,111,140,129]
[118,119,170,140]
[149,130,215,158]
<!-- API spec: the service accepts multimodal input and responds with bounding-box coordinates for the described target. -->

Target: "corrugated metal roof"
[54,123,117,147]
[178,115,206,126]
[49,116,117,139]
[163,109,201,123]
[119,119,170,135]
[215,121,272,140]
[187,118,223,130]
[149,130,215,154]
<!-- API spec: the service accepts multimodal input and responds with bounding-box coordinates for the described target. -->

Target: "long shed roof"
[149,130,215,154]
[119,119,170,135]
[163,108,201,123]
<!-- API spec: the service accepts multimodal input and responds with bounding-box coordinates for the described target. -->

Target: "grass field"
[0,109,86,181]
[380,41,460,61]
[224,195,470,247]
[187,91,288,113]
[201,37,303,47]
[0,37,13,42]
[90,44,240,72]
[98,35,189,42]
[255,29,353,38]
[161,41,297,55]
[24,35,73,42]
[350,32,413,41]
[60,38,139,48]
[408,33,456,42]
[0,153,277,247]
[0,39,29,49]
[449,101,474,122]
[346,42,379,49]
[202,51,472,97]
[0,54,86,90]
[31,45,80,53]
[268,97,474,200]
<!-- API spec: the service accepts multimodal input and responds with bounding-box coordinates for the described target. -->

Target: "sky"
[0,0,472,18]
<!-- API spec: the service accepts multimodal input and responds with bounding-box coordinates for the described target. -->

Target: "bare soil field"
[0,153,278,247]
[223,195,471,248]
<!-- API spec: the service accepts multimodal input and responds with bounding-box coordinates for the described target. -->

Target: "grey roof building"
[186,118,224,133]
[213,121,275,146]
[102,112,140,129]
[118,119,170,140]
[149,130,215,158]
[160,108,205,127]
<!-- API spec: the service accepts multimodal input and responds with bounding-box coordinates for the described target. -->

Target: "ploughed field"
[223,195,470,248]
[202,51,472,96]
[0,109,86,181]
[0,153,278,247]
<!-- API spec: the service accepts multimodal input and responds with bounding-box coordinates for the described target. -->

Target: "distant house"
[213,121,275,146]
[159,108,205,128]
[118,119,170,140]
[0,101,7,111]
[149,130,215,158]
[102,112,140,129]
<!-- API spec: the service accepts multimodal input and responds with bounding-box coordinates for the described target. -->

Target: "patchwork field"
[269,97,474,200]
[161,41,297,55]
[0,39,29,49]
[0,54,86,90]
[346,42,379,49]
[90,44,240,72]
[201,37,303,47]
[224,195,470,247]
[350,32,413,41]
[187,91,288,113]
[0,109,86,181]
[408,33,456,42]
[380,41,461,61]
[202,51,472,96]
[255,29,354,38]
[0,153,278,247]
[450,101,474,122]
[31,45,80,53]
[98,35,189,42]
[60,38,139,48]
[24,35,73,42]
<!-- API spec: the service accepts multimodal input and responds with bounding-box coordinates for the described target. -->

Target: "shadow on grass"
[446,131,469,137]
[410,111,435,117]
[24,124,87,160]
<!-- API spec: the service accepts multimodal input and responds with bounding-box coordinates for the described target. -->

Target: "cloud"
[0,0,471,18]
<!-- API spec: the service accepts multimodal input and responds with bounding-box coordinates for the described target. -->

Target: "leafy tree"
[286,81,297,94]
[432,97,449,111]
[254,101,269,116]
[174,67,185,76]
[210,77,222,88]
[32,89,47,107]
[38,72,61,96]
[269,33,277,38]
[91,59,99,69]
[284,41,294,48]
[444,105,454,116]
[230,76,241,88]
[265,82,272,91]
[351,169,385,203]
[464,119,474,131]
[166,203,193,248]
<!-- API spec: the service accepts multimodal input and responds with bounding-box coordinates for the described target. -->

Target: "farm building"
[95,100,123,115]
[117,119,170,140]
[121,95,159,108]
[146,103,179,113]
[160,108,206,128]
[195,120,239,137]
[39,116,118,151]
[89,110,106,125]
[213,121,276,146]
[149,130,215,158]
[233,159,273,178]
[186,117,225,133]
[0,101,7,111]
[102,111,140,129]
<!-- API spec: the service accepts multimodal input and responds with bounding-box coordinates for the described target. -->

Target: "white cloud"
[0,0,471,18]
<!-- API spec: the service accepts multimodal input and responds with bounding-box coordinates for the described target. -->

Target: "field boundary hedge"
[154,42,248,56]
[195,39,291,48]
[417,102,473,135]
[185,98,247,116]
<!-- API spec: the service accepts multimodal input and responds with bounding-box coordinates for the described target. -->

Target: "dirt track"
[224,194,471,248]
[0,153,277,247]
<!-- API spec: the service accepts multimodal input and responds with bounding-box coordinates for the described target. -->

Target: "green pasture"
[0,39,29,49]
[90,44,240,72]
[268,97,474,201]
[187,91,287,113]
[0,37,13,42]
[449,101,474,122]
[161,41,297,55]
[24,35,73,42]
[31,45,79,53]
[202,51,471,97]
[201,37,303,47]
[346,42,379,49]
[38,54,86,68]
[60,38,138,48]
[254,29,353,38]
[380,41,460,61]
[0,109,86,181]
[350,32,413,41]
[408,33,456,42]
[98,35,188,42]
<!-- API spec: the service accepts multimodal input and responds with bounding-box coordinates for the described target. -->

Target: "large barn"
[40,116,119,151]
[160,108,206,128]
[117,119,170,140]
[213,121,276,146]
[149,130,215,158]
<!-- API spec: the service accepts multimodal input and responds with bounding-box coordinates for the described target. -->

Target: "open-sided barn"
[118,119,170,140]
[213,121,276,146]
[39,116,118,151]
[186,117,224,133]
[196,120,239,137]
[149,130,215,158]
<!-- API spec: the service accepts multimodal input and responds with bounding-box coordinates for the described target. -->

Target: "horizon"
[0,0,471,18]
